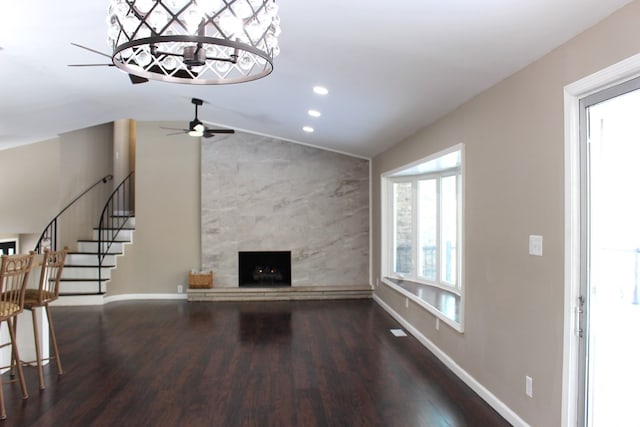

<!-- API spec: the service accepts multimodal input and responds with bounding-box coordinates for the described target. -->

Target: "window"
[381,145,463,330]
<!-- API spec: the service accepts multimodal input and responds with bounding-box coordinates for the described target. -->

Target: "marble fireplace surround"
[198,131,370,298]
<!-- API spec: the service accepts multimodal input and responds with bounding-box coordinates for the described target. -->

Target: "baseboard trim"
[104,293,189,304]
[53,293,189,306]
[372,294,530,427]
[51,295,106,306]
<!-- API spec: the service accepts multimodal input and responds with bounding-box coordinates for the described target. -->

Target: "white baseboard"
[104,293,188,304]
[53,293,188,306]
[372,294,530,427]
[51,295,106,306]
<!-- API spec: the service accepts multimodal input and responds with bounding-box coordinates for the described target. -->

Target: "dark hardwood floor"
[1,300,510,426]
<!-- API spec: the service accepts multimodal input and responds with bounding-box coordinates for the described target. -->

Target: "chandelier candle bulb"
[107,0,281,84]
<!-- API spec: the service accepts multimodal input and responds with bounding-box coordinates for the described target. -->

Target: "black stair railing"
[35,175,113,253]
[97,171,135,293]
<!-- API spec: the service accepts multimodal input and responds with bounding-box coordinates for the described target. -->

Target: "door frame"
[562,52,640,427]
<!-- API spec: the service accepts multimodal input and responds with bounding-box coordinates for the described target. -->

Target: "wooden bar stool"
[21,248,67,390]
[0,252,34,420]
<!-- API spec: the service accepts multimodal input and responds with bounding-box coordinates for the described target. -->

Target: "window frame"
[380,144,465,331]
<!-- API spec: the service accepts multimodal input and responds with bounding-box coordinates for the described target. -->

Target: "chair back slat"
[38,248,67,304]
[0,253,34,319]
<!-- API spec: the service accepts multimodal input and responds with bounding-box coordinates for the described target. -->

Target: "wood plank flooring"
[0,300,510,426]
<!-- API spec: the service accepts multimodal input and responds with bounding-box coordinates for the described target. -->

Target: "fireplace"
[238,251,291,287]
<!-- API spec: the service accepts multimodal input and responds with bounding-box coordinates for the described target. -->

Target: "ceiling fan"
[68,43,148,85]
[162,98,236,138]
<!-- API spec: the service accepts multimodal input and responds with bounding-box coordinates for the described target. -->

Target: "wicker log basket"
[189,271,213,289]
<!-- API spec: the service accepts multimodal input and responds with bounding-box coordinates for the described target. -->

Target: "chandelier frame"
[108,0,280,85]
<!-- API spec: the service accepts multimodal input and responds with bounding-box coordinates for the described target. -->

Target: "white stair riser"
[77,241,125,253]
[59,216,134,298]
[116,217,135,228]
[62,267,112,280]
[66,254,117,266]
[60,281,107,294]
[92,229,134,241]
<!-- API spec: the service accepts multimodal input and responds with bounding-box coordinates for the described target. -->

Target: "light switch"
[529,235,543,256]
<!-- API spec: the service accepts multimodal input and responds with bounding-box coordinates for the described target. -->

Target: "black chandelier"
[107,0,281,84]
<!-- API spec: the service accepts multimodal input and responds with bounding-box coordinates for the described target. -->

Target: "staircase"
[37,171,136,304]
[60,217,135,295]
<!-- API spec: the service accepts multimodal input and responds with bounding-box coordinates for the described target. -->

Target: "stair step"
[57,215,134,301]
[62,269,111,279]
[77,240,128,253]
[67,252,122,256]
[59,280,107,295]
[65,264,116,268]
[91,228,135,240]
[65,253,118,266]
[77,239,131,243]
[93,227,135,230]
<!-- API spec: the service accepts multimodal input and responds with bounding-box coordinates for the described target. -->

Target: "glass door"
[579,77,640,426]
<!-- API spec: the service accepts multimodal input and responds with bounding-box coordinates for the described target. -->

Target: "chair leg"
[31,309,45,390]
[45,305,63,376]
[9,316,18,379]
[7,318,28,399]
[0,322,6,420]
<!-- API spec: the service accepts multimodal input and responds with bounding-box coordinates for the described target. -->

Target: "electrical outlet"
[525,376,533,397]
[436,318,440,330]
[177,285,184,293]
[376,277,380,288]
[405,297,409,308]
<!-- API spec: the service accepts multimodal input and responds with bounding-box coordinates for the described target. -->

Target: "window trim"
[381,144,465,332]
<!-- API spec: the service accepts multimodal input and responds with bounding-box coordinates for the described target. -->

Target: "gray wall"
[371,2,640,426]
[107,121,201,295]
[201,132,369,287]
[58,125,114,248]
[0,123,113,250]
[0,138,60,235]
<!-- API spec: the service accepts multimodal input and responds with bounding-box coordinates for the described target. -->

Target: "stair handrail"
[35,174,114,253]
[97,171,135,293]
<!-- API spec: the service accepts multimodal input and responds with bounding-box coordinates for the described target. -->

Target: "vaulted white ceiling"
[0,0,633,157]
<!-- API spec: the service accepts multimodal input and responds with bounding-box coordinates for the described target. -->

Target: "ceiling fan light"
[188,129,204,137]
[194,123,205,132]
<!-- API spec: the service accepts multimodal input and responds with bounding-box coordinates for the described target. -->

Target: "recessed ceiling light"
[308,109,321,118]
[303,126,315,133]
[313,86,328,95]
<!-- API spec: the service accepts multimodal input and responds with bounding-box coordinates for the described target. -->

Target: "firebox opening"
[239,251,292,287]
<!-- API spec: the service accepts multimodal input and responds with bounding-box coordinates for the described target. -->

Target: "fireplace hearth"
[239,251,291,287]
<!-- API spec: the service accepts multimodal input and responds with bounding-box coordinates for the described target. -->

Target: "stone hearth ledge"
[187,285,372,302]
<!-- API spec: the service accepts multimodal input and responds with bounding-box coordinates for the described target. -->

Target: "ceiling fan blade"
[128,74,149,84]
[160,127,189,132]
[71,42,112,59]
[205,129,235,134]
[165,131,187,136]
[68,63,114,67]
